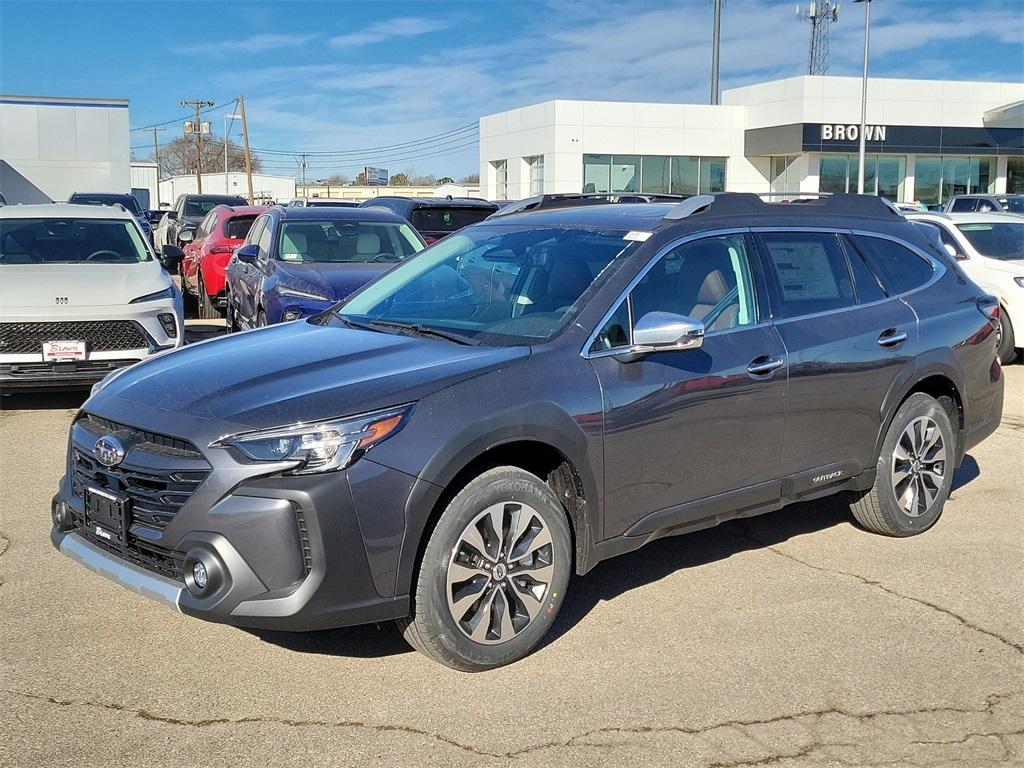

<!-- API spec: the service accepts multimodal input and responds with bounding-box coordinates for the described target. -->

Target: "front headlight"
[278,285,331,301]
[212,404,412,474]
[131,286,176,303]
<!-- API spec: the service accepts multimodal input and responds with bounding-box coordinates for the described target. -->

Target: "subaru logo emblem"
[93,435,125,467]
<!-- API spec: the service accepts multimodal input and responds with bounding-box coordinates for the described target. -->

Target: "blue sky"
[2,0,1022,180]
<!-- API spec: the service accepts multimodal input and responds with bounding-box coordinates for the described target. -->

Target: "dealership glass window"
[526,155,545,196]
[914,155,995,205]
[492,160,508,199]
[583,154,611,193]
[583,155,727,195]
[1008,158,1024,195]
[670,156,699,195]
[611,155,640,193]
[770,155,800,194]
[641,155,670,194]
[816,154,905,199]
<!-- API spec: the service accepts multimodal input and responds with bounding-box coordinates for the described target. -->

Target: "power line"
[130,99,236,132]
[254,139,479,170]
[249,123,478,156]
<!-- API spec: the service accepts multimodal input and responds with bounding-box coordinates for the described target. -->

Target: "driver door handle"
[747,355,785,377]
[878,328,908,348]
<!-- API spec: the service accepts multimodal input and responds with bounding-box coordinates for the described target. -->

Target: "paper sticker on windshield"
[624,231,652,242]
[282,253,302,261]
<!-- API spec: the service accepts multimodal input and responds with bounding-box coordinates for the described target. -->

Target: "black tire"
[179,265,198,317]
[256,308,267,328]
[225,294,239,333]
[397,466,572,672]
[997,308,1017,365]
[848,393,956,537]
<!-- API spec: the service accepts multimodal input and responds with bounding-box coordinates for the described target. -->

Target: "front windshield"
[332,224,637,345]
[956,222,1024,261]
[277,220,422,263]
[0,217,151,264]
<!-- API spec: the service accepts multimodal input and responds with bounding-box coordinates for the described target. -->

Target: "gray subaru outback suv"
[52,193,1004,670]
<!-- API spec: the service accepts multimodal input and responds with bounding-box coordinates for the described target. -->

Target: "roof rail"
[488,192,688,219]
[662,192,901,221]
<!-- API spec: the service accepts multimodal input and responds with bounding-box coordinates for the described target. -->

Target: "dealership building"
[479,75,1024,205]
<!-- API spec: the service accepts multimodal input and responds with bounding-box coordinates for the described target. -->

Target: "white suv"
[0,204,184,389]
[910,211,1024,363]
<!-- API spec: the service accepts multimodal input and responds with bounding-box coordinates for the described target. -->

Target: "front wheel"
[848,393,955,537]
[398,466,572,671]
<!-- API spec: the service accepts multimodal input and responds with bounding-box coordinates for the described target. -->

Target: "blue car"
[225,205,424,330]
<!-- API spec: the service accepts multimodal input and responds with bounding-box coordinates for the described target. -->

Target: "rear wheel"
[996,309,1017,365]
[397,466,572,671]
[225,294,239,332]
[198,275,216,320]
[848,393,955,537]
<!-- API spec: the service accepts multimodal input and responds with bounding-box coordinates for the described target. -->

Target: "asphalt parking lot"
[1,364,1021,768]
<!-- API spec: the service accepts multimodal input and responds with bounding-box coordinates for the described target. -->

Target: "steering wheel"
[85,250,122,262]
[369,252,398,263]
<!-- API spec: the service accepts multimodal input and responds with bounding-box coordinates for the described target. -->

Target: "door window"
[592,234,758,351]
[843,240,887,303]
[852,235,935,295]
[760,232,857,319]
[949,198,977,212]
[256,219,274,261]
[245,216,267,246]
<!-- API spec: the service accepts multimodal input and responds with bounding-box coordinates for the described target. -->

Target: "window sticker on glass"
[623,231,652,242]
[767,242,840,300]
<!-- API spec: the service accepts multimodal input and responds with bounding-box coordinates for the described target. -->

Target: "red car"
[180,205,265,318]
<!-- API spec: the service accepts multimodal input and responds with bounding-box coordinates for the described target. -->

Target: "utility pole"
[180,99,214,192]
[238,95,255,204]
[150,127,166,207]
[297,153,309,191]
[710,0,722,105]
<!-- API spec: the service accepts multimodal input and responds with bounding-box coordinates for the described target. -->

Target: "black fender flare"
[394,401,600,596]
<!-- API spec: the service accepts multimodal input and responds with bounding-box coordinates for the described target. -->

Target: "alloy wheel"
[445,501,554,645]
[891,416,946,518]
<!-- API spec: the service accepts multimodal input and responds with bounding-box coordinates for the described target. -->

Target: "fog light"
[51,495,73,532]
[158,313,178,338]
[283,310,302,322]
[192,560,209,590]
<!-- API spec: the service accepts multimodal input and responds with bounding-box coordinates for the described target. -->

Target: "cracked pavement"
[1,366,1022,768]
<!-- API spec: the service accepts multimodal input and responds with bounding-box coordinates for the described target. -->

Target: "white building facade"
[0,94,130,204]
[158,172,296,205]
[479,76,1024,205]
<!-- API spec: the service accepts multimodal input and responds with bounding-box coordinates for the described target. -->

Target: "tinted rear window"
[225,215,257,240]
[852,235,935,294]
[411,207,493,233]
[184,196,247,217]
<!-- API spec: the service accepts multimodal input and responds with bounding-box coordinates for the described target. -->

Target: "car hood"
[982,256,1024,276]
[275,261,391,301]
[95,320,529,428]
[0,261,169,309]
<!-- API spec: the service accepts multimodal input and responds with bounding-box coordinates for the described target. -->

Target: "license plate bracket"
[85,487,130,544]
[43,340,86,362]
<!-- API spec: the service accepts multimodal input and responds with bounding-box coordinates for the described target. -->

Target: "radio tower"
[797,1,840,75]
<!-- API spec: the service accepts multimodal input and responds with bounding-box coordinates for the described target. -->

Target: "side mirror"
[178,228,195,243]
[631,311,705,353]
[160,244,184,271]
[235,244,259,264]
[943,243,967,261]
[166,210,178,220]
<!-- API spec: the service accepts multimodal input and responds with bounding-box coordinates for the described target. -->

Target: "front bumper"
[1,304,183,387]
[51,404,417,630]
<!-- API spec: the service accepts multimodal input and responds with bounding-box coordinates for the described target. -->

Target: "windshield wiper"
[369,319,481,346]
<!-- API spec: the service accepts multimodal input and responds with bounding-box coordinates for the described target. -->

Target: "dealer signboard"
[364,166,389,186]
[745,122,1023,156]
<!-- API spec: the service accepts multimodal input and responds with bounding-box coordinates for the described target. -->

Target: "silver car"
[0,203,184,389]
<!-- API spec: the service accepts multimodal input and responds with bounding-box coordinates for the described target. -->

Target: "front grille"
[71,414,210,580]
[0,359,136,378]
[78,413,202,459]
[295,508,313,576]
[0,321,149,354]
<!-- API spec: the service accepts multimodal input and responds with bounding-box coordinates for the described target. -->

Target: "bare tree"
[458,173,480,184]
[139,136,261,178]
[322,173,350,185]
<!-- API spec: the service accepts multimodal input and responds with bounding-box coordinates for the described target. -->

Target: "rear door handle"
[878,328,908,348]
[747,355,785,377]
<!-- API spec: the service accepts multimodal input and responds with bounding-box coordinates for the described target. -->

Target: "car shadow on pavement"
[0,388,88,410]
[250,455,984,660]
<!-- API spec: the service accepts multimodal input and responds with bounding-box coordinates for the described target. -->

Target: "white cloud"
[329,17,449,48]
[170,32,318,57]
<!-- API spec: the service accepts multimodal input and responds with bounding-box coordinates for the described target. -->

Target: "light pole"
[224,113,241,194]
[853,0,873,194]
